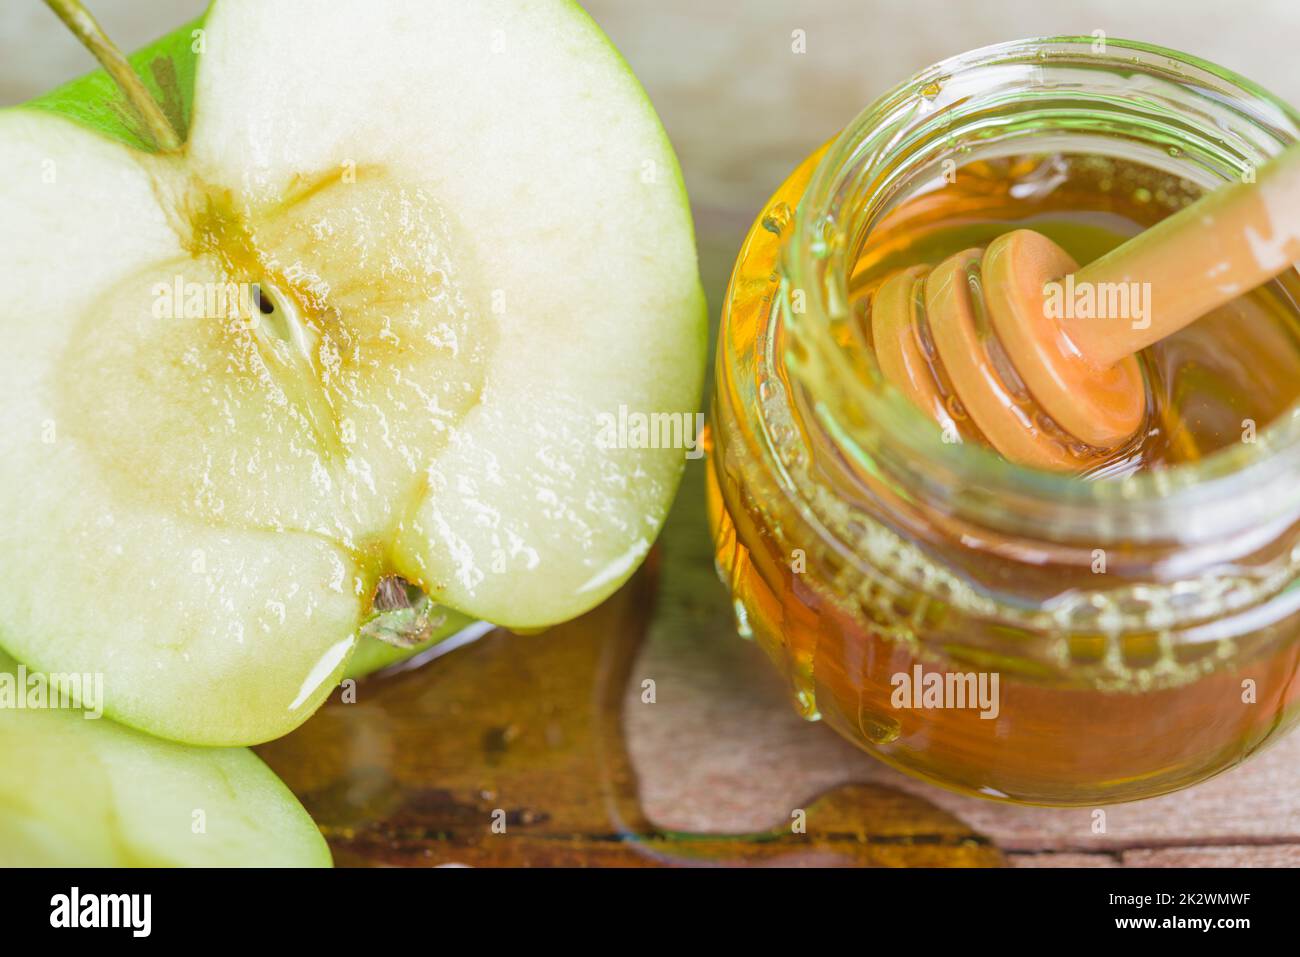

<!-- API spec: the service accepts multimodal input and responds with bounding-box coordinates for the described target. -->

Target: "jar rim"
[782,35,1300,545]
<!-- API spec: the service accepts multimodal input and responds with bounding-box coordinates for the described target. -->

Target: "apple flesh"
[0,0,705,744]
[0,653,330,866]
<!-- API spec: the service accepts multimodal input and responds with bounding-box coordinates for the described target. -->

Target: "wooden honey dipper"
[871,142,1300,470]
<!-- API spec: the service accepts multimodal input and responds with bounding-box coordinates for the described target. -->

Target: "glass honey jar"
[706,37,1300,805]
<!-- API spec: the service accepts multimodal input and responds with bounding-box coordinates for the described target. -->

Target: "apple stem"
[43,0,182,152]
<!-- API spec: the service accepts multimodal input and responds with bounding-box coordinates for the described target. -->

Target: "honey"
[850,154,1300,475]
[707,38,1300,805]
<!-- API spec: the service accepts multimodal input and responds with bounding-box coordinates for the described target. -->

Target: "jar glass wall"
[707,37,1300,805]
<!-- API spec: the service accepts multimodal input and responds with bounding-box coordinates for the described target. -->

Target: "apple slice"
[0,0,705,744]
[0,653,330,866]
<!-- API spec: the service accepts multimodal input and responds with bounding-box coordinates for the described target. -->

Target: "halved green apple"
[0,0,706,745]
[0,653,330,866]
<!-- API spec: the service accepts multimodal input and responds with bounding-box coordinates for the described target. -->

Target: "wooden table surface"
[4,0,1299,866]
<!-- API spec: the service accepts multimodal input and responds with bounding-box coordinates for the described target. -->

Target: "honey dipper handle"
[1063,141,1300,368]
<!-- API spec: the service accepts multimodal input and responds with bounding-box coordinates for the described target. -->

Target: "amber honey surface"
[707,150,1300,804]
[849,154,1300,474]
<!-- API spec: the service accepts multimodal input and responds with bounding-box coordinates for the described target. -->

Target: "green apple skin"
[0,652,330,867]
[25,13,206,151]
[344,606,478,679]
[0,0,706,745]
